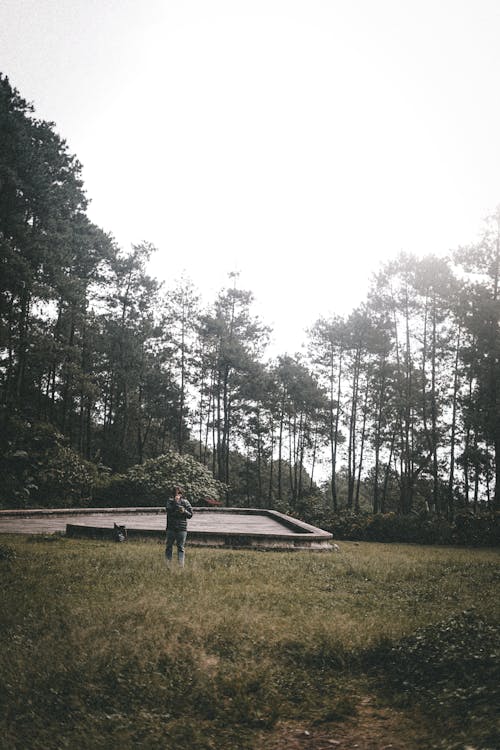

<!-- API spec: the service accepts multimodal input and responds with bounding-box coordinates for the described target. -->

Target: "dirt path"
[258,697,427,750]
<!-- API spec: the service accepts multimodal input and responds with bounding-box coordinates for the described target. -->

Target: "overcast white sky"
[2,0,500,354]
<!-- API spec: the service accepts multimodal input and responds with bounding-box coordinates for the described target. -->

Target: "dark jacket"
[166,497,193,532]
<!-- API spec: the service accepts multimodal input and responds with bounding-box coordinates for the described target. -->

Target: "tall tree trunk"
[430,297,440,513]
[178,297,186,453]
[4,294,15,405]
[490,215,500,509]
[382,431,396,513]
[495,433,500,511]
[331,348,342,511]
[268,416,275,505]
[216,367,222,480]
[288,416,295,505]
[355,387,368,511]
[297,413,305,503]
[347,345,361,508]
[61,306,76,436]
[447,328,461,518]
[463,372,473,507]
[309,423,318,492]
[372,356,386,514]
[15,287,31,401]
[277,395,285,501]
[473,429,480,514]
[256,411,263,504]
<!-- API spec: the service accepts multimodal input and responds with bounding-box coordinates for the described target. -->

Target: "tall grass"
[0,537,499,749]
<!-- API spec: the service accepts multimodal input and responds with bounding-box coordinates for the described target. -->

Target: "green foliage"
[293,493,330,525]
[96,448,225,506]
[453,512,500,546]
[36,442,99,507]
[323,511,500,547]
[368,610,500,748]
[324,511,451,544]
[0,417,99,508]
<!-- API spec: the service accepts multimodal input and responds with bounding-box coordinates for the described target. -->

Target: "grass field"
[0,536,499,750]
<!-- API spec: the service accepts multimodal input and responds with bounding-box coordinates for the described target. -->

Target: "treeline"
[1,73,499,517]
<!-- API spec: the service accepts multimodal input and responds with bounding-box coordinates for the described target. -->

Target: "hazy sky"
[2,0,500,353]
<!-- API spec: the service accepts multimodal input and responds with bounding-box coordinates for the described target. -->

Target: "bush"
[293,494,329,525]
[322,511,500,546]
[453,512,500,546]
[94,448,226,507]
[0,419,99,508]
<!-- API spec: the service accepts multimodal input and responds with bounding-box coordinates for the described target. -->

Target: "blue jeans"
[165,529,187,566]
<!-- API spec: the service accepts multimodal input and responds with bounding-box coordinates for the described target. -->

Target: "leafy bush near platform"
[453,512,500,546]
[94,448,226,507]
[0,418,99,509]
[323,511,500,547]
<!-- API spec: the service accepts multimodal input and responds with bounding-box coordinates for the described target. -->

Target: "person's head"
[174,485,182,499]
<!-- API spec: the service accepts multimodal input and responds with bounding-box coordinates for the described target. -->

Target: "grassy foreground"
[0,536,499,750]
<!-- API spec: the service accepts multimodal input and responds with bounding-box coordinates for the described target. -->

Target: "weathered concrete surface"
[0,507,335,550]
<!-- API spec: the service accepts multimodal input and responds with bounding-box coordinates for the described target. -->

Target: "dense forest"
[1,73,500,526]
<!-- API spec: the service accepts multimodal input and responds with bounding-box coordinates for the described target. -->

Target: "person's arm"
[182,499,193,519]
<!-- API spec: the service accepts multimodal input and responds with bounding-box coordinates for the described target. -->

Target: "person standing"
[165,486,193,567]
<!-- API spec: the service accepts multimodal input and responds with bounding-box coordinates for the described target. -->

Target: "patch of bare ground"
[257,697,427,750]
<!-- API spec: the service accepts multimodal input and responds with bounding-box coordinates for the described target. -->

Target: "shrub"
[294,494,329,526]
[322,511,500,546]
[0,419,99,508]
[35,443,100,507]
[95,448,226,507]
[453,512,500,546]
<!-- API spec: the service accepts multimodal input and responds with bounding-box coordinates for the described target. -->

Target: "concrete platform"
[0,507,334,551]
